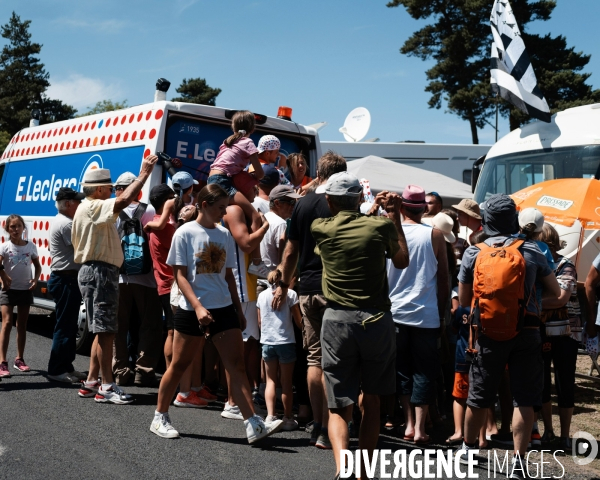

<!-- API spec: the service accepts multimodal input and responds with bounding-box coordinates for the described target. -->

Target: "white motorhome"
[0,82,321,348]
[473,103,600,281]
[320,141,491,184]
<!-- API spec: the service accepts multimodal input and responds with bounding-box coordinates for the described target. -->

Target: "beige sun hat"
[80,168,113,187]
[432,212,456,243]
[452,198,482,220]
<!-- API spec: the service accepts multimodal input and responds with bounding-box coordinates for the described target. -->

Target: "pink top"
[211,137,258,176]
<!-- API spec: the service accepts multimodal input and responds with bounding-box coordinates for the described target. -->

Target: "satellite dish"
[308,122,328,132]
[339,107,371,142]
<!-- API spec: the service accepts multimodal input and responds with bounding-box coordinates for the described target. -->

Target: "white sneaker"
[150,412,179,439]
[245,414,283,444]
[248,262,270,279]
[68,370,87,380]
[48,372,80,384]
[282,416,298,431]
[265,414,279,426]
[221,401,243,420]
[95,384,134,404]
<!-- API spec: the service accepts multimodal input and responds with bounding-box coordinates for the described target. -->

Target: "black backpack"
[117,203,152,275]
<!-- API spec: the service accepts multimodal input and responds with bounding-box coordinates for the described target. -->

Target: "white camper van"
[0,82,321,348]
[473,103,600,281]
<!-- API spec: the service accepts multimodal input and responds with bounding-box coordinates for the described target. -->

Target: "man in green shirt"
[311,172,409,480]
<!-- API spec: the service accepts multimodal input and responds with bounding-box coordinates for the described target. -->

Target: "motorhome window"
[164,114,314,182]
[474,145,600,203]
[462,170,471,185]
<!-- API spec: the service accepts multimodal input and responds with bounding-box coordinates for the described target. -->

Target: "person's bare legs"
[15,305,30,360]
[486,406,498,437]
[157,331,200,412]
[400,394,415,437]
[87,335,100,382]
[329,404,353,477]
[264,359,279,417]
[415,405,429,441]
[96,332,116,385]
[191,336,205,390]
[464,405,488,445]
[359,394,382,480]
[479,410,489,448]
[512,406,534,456]
[449,398,466,442]
[558,407,573,438]
[0,305,13,363]
[244,337,260,390]
[212,329,255,420]
[164,329,174,370]
[279,362,295,419]
[308,365,324,424]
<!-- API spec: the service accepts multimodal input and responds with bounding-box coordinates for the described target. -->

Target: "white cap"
[518,207,544,233]
[432,212,456,243]
[115,171,137,187]
[324,172,363,197]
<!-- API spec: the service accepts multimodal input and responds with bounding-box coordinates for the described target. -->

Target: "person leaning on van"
[71,154,158,405]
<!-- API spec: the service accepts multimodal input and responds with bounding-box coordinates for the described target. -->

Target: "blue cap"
[259,165,280,187]
[171,171,198,190]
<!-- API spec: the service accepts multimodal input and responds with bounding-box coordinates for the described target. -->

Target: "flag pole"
[495,93,499,142]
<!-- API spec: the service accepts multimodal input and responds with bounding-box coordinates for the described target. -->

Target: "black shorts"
[173,304,240,337]
[0,289,33,306]
[159,294,174,331]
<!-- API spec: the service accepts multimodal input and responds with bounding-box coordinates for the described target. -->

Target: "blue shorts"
[207,173,236,197]
[262,343,297,364]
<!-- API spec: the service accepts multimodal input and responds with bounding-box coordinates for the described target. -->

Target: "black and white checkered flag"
[490,0,551,123]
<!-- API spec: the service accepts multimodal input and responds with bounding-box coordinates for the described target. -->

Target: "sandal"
[445,436,463,446]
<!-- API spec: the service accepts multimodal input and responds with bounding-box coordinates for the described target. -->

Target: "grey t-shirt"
[458,236,552,315]
[49,213,79,271]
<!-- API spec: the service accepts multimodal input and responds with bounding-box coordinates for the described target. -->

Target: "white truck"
[0,79,322,349]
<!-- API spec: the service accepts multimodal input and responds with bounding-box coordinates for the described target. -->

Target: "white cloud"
[47,75,124,111]
[53,18,128,34]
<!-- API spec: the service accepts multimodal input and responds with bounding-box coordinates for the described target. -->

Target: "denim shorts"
[262,343,297,364]
[78,262,119,334]
[207,173,236,197]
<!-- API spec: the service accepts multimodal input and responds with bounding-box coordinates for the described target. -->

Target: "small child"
[207,110,268,278]
[256,268,302,431]
[0,214,41,378]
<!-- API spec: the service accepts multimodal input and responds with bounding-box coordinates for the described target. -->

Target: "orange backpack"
[469,239,526,342]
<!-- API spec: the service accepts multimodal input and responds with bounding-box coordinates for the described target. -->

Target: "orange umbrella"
[511,178,600,228]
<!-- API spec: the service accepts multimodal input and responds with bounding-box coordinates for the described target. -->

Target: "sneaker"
[253,391,267,408]
[13,358,30,372]
[559,436,572,453]
[78,380,100,398]
[490,431,514,447]
[95,384,134,404]
[541,431,556,444]
[245,414,283,444]
[316,431,332,449]
[48,372,80,384]
[530,428,542,448]
[309,422,322,446]
[194,386,217,402]
[221,401,244,420]
[150,412,179,439]
[265,414,279,426]
[248,261,270,279]
[68,370,87,380]
[282,416,299,431]
[173,391,208,408]
[0,362,12,378]
[509,455,530,479]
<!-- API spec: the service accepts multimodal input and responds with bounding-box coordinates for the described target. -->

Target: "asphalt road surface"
[0,314,597,480]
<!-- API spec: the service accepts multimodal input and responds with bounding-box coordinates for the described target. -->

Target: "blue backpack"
[117,203,152,275]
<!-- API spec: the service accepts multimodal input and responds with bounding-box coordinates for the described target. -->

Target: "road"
[0,315,597,480]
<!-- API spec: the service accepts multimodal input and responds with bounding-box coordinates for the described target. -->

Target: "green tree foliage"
[78,99,129,117]
[0,130,10,154]
[0,12,76,139]
[388,0,600,143]
[172,77,221,106]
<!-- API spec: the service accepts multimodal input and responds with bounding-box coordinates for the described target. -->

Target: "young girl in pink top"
[208,111,269,277]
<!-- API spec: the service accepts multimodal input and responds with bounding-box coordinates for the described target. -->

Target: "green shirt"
[311,211,400,311]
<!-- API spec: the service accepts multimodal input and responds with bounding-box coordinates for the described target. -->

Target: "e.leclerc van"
[0,80,321,315]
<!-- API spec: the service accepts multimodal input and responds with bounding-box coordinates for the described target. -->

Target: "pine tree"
[388,0,600,143]
[172,77,221,106]
[78,99,129,117]
[0,12,76,137]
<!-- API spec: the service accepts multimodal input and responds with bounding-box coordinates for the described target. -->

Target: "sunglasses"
[280,198,296,206]
[115,186,125,191]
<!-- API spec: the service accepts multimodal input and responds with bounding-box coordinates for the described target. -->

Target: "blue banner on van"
[0,146,145,217]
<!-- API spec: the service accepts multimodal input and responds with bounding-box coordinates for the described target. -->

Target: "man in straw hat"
[387,184,449,445]
[72,154,158,404]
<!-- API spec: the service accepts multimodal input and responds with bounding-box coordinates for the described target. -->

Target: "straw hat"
[80,168,113,187]
[452,198,481,220]
[432,212,456,243]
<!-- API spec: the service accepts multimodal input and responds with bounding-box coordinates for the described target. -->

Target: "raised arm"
[384,193,409,269]
[114,154,158,214]
[144,198,175,232]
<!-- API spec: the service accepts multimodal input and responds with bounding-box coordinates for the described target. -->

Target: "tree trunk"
[468,115,479,144]
[509,109,520,131]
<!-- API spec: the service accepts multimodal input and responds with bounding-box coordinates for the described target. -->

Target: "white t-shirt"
[257,286,298,345]
[0,241,39,290]
[260,211,287,270]
[167,222,236,310]
[117,202,157,288]
[252,196,270,215]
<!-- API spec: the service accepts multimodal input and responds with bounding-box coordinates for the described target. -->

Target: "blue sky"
[1,0,598,145]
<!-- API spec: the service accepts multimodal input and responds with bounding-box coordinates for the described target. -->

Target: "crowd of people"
[1,112,600,479]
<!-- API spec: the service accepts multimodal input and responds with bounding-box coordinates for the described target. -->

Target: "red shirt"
[148,214,176,295]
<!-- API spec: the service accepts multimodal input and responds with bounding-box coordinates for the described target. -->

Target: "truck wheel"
[75,302,92,354]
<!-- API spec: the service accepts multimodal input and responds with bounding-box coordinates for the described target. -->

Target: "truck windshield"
[474,145,600,204]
